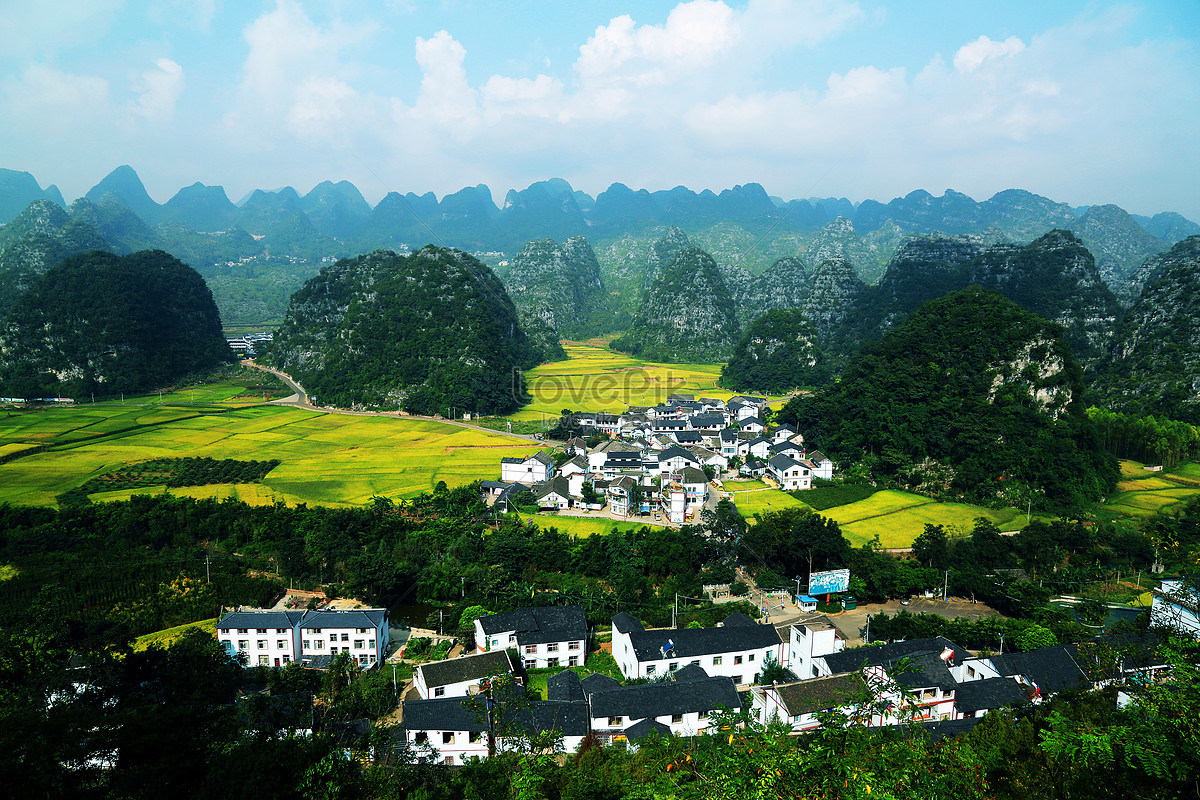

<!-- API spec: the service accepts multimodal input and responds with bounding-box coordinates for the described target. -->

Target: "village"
[214,586,1193,765]
[482,393,833,524]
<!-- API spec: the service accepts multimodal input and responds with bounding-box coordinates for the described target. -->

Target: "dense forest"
[719,308,830,393]
[266,246,557,414]
[0,249,232,398]
[779,287,1118,510]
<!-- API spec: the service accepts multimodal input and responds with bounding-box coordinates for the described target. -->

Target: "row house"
[400,694,586,765]
[217,607,389,669]
[474,606,589,669]
[611,612,783,687]
[751,672,866,730]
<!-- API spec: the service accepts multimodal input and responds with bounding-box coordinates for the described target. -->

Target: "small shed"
[797,595,818,613]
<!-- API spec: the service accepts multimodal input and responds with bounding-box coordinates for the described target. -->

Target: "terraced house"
[474,605,589,669]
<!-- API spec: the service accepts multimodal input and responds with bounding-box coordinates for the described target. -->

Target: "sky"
[2,0,1198,220]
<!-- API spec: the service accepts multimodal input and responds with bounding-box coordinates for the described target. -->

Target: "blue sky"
[2,0,1198,220]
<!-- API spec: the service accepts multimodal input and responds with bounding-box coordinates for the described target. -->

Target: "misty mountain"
[0,169,64,222]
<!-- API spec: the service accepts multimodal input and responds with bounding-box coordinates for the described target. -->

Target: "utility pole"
[943,569,950,602]
[864,614,870,644]
[461,577,466,599]
[998,633,1005,655]
[393,664,398,697]
[672,593,679,629]
[484,679,497,758]
[206,554,211,584]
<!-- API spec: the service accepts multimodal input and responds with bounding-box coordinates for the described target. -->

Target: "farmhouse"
[500,452,554,484]
[413,650,517,699]
[474,606,588,669]
[217,607,388,669]
[611,611,783,686]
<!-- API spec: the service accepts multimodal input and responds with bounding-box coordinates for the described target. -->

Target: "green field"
[1101,459,1200,518]
[821,490,1024,549]
[725,481,806,517]
[0,402,540,507]
[133,618,218,651]
[513,342,786,421]
[523,514,665,538]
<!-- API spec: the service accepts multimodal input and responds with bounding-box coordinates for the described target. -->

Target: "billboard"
[808,569,850,595]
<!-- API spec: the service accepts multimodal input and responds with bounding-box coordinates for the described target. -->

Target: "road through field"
[246,361,540,443]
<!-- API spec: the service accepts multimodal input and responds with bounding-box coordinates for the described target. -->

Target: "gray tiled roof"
[620,613,781,661]
[218,610,305,630]
[416,650,515,689]
[991,646,1088,693]
[298,608,387,631]
[580,673,622,693]
[547,670,586,703]
[625,718,672,741]
[588,676,741,719]
[954,677,1031,715]
[611,613,644,634]
[821,637,969,692]
[401,696,587,737]
[476,606,587,646]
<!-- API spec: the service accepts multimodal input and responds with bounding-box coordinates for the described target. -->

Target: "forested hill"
[779,287,1117,510]
[0,249,232,397]
[266,246,554,414]
[720,308,829,394]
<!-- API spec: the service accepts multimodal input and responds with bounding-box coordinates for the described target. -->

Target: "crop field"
[524,515,665,538]
[0,402,540,507]
[513,342,787,421]
[1101,459,1200,517]
[725,481,806,517]
[822,490,1024,548]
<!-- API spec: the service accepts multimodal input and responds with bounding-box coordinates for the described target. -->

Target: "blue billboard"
[808,569,850,595]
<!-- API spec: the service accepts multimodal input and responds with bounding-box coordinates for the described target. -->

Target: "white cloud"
[953,35,1026,73]
[4,64,110,119]
[127,58,184,122]
[410,30,479,127]
[0,0,122,61]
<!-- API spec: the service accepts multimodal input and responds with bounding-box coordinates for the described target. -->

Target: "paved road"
[244,361,540,442]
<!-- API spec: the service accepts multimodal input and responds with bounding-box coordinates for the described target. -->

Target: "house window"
[508,634,516,643]
[525,659,536,669]
[669,663,678,672]
[547,643,559,652]
[713,656,723,666]
[316,640,325,649]
[608,717,623,727]
[569,655,579,666]
[548,658,559,668]
[733,675,742,684]
[469,731,482,743]
[748,654,755,662]
[491,639,499,648]
[329,633,337,640]
[258,655,269,665]
[341,633,349,642]
[355,640,364,649]
[369,640,375,650]
[238,640,249,650]
[525,645,537,655]
[734,655,743,665]
[357,628,368,634]
[257,628,267,634]
[698,710,709,720]
[647,665,656,675]
[415,732,428,744]
[282,655,291,663]
[569,641,581,650]
[237,628,248,634]
[277,640,287,649]
[367,655,376,664]
[967,666,976,678]
[434,687,445,697]
[444,756,454,765]
[442,732,454,744]
[672,714,683,723]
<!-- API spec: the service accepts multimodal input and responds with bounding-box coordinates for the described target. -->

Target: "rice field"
[513,342,787,421]
[822,490,1023,549]
[524,515,665,537]
[1101,459,1200,517]
[0,402,540,507]
[725,481,807,517]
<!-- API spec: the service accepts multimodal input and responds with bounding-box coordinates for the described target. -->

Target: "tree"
[1015,624,1058,652]
[912,523,950,570]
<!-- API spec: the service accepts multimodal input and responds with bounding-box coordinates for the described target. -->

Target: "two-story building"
[217,610,305,667]
[474,606,588,669]
[298,608,390,668]
[751,672,865,730]
[500,452,554,484]
[611,612,783,686]
[584,665,742,740]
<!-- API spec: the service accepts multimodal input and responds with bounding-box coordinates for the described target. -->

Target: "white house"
[297,608,390,669]
[500,452,554,484]
[805,451,835,481]
[606,476,638,517]
[532,477,573,510]
[1151,577,1200,638]
[610,612,783,687]
[767,454,812,491]
[413,650,517,699]
[771,424,799,443]
[751,673,865,731]
[400,696,587,765]
[655,446,701,476]
[474,606,588,669]
[217,610,305,667]
[582,665,741,740]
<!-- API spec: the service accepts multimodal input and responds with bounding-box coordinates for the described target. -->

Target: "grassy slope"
[1101,459,1200,518]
